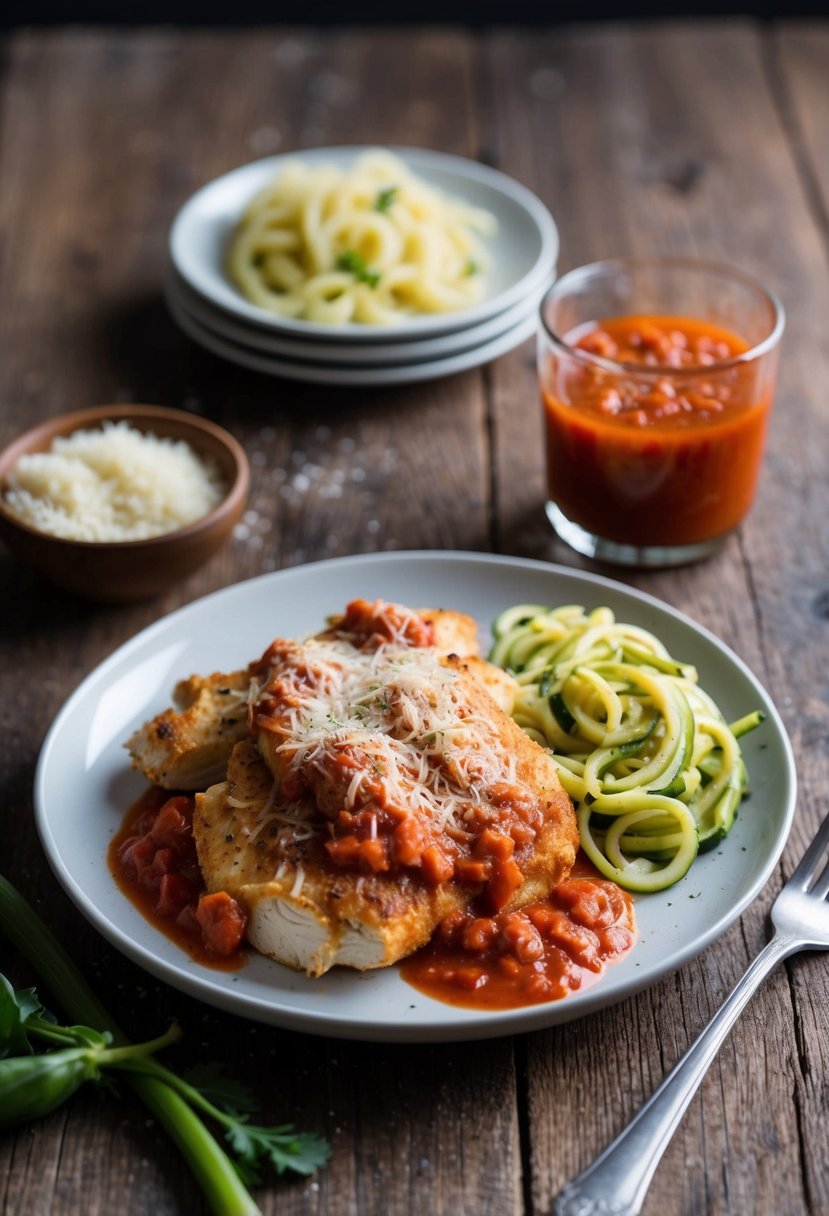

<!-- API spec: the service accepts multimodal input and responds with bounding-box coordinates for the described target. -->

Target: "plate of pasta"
[34,551,796,1041]
[167,265,546,367]
[165,279,540,386]
[169,147,558,350]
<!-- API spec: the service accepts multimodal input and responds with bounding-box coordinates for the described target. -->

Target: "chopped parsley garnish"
[336,250,381,288]
[374,186,399,214]
[464,259,479,277]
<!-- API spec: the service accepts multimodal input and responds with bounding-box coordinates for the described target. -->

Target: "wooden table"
[2,22,829,1216]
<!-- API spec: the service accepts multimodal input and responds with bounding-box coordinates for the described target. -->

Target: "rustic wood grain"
[760,26,829,1216]
[1,20,828,1216]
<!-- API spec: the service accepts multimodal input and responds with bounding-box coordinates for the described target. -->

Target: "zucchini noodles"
[226,150,497,325]
[490,604,763,893]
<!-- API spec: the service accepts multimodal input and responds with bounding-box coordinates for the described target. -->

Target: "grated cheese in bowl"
[3,421,227,542]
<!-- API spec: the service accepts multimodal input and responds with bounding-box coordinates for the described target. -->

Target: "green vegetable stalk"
[0,993,181,1129]
[0,875,329,1215]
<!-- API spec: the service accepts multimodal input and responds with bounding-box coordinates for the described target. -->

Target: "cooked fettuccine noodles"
[226,151,497,325]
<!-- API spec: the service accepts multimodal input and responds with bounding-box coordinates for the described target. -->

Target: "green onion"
[0,875,329,1215]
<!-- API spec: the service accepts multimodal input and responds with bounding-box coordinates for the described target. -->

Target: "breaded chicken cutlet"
[128,599,578,976]
[126,607,497,790]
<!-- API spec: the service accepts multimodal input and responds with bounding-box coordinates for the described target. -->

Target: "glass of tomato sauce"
[538,257,784,566]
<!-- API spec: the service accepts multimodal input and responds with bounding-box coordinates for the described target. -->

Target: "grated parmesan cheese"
[255,622,524,839]
[4,421,226,541]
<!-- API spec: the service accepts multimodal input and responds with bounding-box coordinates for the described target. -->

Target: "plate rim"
[166,287,539,386]
[169,145,560,343]
[34,550,797,1042]
[166,268,549,367]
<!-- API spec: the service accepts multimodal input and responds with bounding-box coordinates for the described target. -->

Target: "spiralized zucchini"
[490,604,764,893]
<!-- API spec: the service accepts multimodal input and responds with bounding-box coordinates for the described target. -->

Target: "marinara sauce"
[401,858,635,1010]
[109,788,247,970]
[112,792,635,1011]
[543,314,773,548]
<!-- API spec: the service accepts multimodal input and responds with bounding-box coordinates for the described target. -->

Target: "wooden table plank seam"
[765,25,829,258]
[512,1033,536,1216]
[734,532,775,692]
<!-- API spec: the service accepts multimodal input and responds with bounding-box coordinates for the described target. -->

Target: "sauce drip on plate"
[109,788,246,971]
[401,857,636,1009]
[111,793,635,1008]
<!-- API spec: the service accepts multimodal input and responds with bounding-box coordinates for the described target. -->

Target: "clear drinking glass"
[537,257,784,567]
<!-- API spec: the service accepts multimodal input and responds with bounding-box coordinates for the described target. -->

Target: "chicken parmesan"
[123,599,579,978]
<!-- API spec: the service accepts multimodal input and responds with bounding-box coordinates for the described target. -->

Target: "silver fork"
[554,811,829,1216]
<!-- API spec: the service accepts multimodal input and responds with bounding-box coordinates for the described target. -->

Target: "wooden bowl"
[0,404,250,602]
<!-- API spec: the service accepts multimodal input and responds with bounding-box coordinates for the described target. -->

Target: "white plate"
[169,146,559,343]
[167,268,549,367]
[167,288,538,385]
[35,552,796,1043]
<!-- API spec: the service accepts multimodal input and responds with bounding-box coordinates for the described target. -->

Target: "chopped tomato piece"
[474,828,515,861]
[149,846,176,883]
[597,924,636,956]
[119,834,156,882]
[196,892,247,956]
[392,817,427,866]
[454,858,490,885]
[545,911,603,972]
[461,917,498,952]
[554,878,627,931]
[421,845,454,884]
[326,834,363,866]
[497,955,521,978]
[341,598,435,648]
[526,904,557,932]
[326,833,390,872]
[436,909,467,943]
[157,872,197,918]
[359,837,390,872]
[485,856,524,913]
[151,796,194,854]
[330,746,366,772]
[499,912,544,963]
[471,827,524,911]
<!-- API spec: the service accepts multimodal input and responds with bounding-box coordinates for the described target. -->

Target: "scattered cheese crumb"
[4,421,226,542]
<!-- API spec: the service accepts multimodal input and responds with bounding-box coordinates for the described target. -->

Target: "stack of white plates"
[167,147,559,387]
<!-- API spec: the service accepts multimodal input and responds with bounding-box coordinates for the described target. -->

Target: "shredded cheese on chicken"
[255,632,524,839]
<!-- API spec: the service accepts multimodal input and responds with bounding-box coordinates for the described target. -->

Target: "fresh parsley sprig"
[0,875,330,1215]
[116,1055,331,1183]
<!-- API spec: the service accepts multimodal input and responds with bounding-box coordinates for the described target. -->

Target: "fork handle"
[554,931,801,1216]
